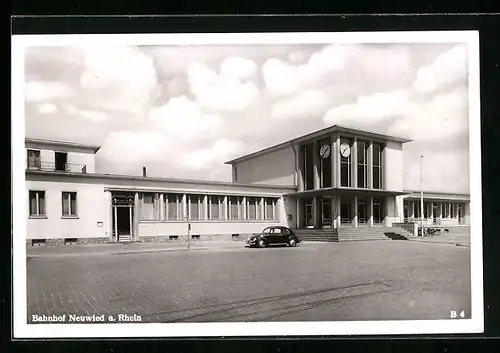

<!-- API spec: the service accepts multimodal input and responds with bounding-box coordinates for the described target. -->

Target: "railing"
[27,161,87,173]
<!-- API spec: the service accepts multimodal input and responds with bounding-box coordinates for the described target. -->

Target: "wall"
[384,195,399,226]
[138,220,284,238]
[234,146,296,186]
[281,196,298,229]
[383,141,404,191]
[26,180,108,240]
[25,148,96,173]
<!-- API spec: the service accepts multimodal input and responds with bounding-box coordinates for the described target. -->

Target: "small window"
[169,235,179,240]
[62,192,77,217]
[29,191,46,217]
[27,150,41,170]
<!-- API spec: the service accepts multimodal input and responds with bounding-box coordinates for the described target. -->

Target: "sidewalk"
[406,235,470,247]
[26,240,246,258]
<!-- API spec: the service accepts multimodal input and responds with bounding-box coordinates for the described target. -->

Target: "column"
[133,192,140,240]
[159,194,165,221]
[430,201,434,225]
[352,195,358,228]
[331,195,336,228]
[203,195,209,220]
[297,145,304,192]
[437,202,442,225]
[242,196,247,220]
[313,196,321,228]
[223,196,228,220]
[335,196,341,229]
[182,194,188,219]
[107,191,113,241]
[296,198,302,228]
[331,134,337,188]
[334,134,341,187]
[352,137,358,188]
[367,141,373,189]
[313,140,320,190]
[368,196,374,227]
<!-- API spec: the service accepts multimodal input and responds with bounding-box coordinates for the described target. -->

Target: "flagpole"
[420,155,424,237]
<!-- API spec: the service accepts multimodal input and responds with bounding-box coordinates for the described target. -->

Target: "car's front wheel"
[288,239,297,247]
[258,239,267,248]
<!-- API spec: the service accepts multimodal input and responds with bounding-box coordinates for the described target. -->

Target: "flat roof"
[403,190,470,201]
[25,169,296,191]
[25,138,101,153]
[284,187,409,198]
[225,124,412,165]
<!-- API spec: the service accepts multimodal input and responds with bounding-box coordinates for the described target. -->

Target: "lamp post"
[420,155,425,237]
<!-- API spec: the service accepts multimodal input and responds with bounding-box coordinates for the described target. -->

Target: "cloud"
[324,90,411,127]
[388,86,468,141]
[36,102,58,114]
[25,81,76,103]
[98,131,173,174]
[180,139,245,170]
[80,46,159,115]
[149,95,223,139]
[187,57,259,112]
[270,90,329,120]
[262,45,350,96]
[413,44,468,93]
[80,110,109,122]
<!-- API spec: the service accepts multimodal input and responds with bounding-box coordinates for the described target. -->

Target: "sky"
[24,40,471,193]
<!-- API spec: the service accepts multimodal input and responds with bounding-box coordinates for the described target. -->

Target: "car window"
[272,228,282,234]
[281,228,290,235]
[262,227,272,234]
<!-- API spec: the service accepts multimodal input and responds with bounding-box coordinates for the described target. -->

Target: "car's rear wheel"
[258,239,267,248]
[288,239,297,247]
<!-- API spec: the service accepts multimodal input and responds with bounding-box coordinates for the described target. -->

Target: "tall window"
[246,197,257,220]
[188,194,204,220]
[303,143,314,190]
[208,195,221,220]
[227,196,240,220]
[373,198,384,223]
[340,138,352,187]
[373,143,383,189]
[27,149,41,170]
[256,197,263,220]
[414,200,421,218]
[319,139,332,188]
[141,193,159,220]
[62,192,77,217]
[357,140,368,188]
[264,198,276,220]
[165,193,182,220]
[29,190,46,217]
[443,203,450,218]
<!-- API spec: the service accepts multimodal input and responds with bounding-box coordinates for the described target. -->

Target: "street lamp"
[420,155,425,237]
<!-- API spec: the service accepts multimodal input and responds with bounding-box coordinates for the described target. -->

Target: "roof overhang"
[403,190,470,202]
[25,138,101,154]
[283,187,410,198]
[225,124,412,165]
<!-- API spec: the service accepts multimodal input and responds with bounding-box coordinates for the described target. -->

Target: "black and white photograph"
[11,31,483,338]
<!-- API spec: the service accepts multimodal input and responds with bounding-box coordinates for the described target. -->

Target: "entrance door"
[340,197,351,225]
[432,204,438,225]
[321,197,332,228]
[114,206,133,241]
[305,199,314,228]
[55,152,67,171]
[357,198,367,226]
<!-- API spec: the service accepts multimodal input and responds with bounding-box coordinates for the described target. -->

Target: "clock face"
[319,144,331,159]
[340,143,351,158]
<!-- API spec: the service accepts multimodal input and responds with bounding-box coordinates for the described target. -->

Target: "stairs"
[294,226,414,243]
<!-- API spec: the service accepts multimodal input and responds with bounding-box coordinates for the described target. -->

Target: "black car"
[245,226,301,248]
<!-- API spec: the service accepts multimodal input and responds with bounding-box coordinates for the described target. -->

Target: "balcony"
[27,160,88,173]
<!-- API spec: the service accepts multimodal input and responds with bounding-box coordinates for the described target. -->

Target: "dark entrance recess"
[55,152,67,171]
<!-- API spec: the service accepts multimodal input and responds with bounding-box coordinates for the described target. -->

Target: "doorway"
[55,152,67,171]
[340,197,351,225]
[321,197,332,228]
[357,198,367,226]
[304,198,314,228]
[113,206,134,241]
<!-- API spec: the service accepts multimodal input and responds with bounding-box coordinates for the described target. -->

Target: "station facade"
[25,125,470,245]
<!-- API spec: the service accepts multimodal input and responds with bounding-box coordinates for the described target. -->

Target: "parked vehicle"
[245,226,301,248]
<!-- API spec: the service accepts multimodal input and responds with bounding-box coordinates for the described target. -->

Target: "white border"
[12,31,483,338]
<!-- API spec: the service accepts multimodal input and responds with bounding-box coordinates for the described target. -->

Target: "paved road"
[27,241,471,323]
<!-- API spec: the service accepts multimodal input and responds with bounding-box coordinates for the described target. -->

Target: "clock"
[340,143,351,158]
[319,144,331,159]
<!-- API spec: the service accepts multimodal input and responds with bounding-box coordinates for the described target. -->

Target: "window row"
[29,190,78,217]
[403,201,465,219]
[139,193,279,222]
[340,139,383,189]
